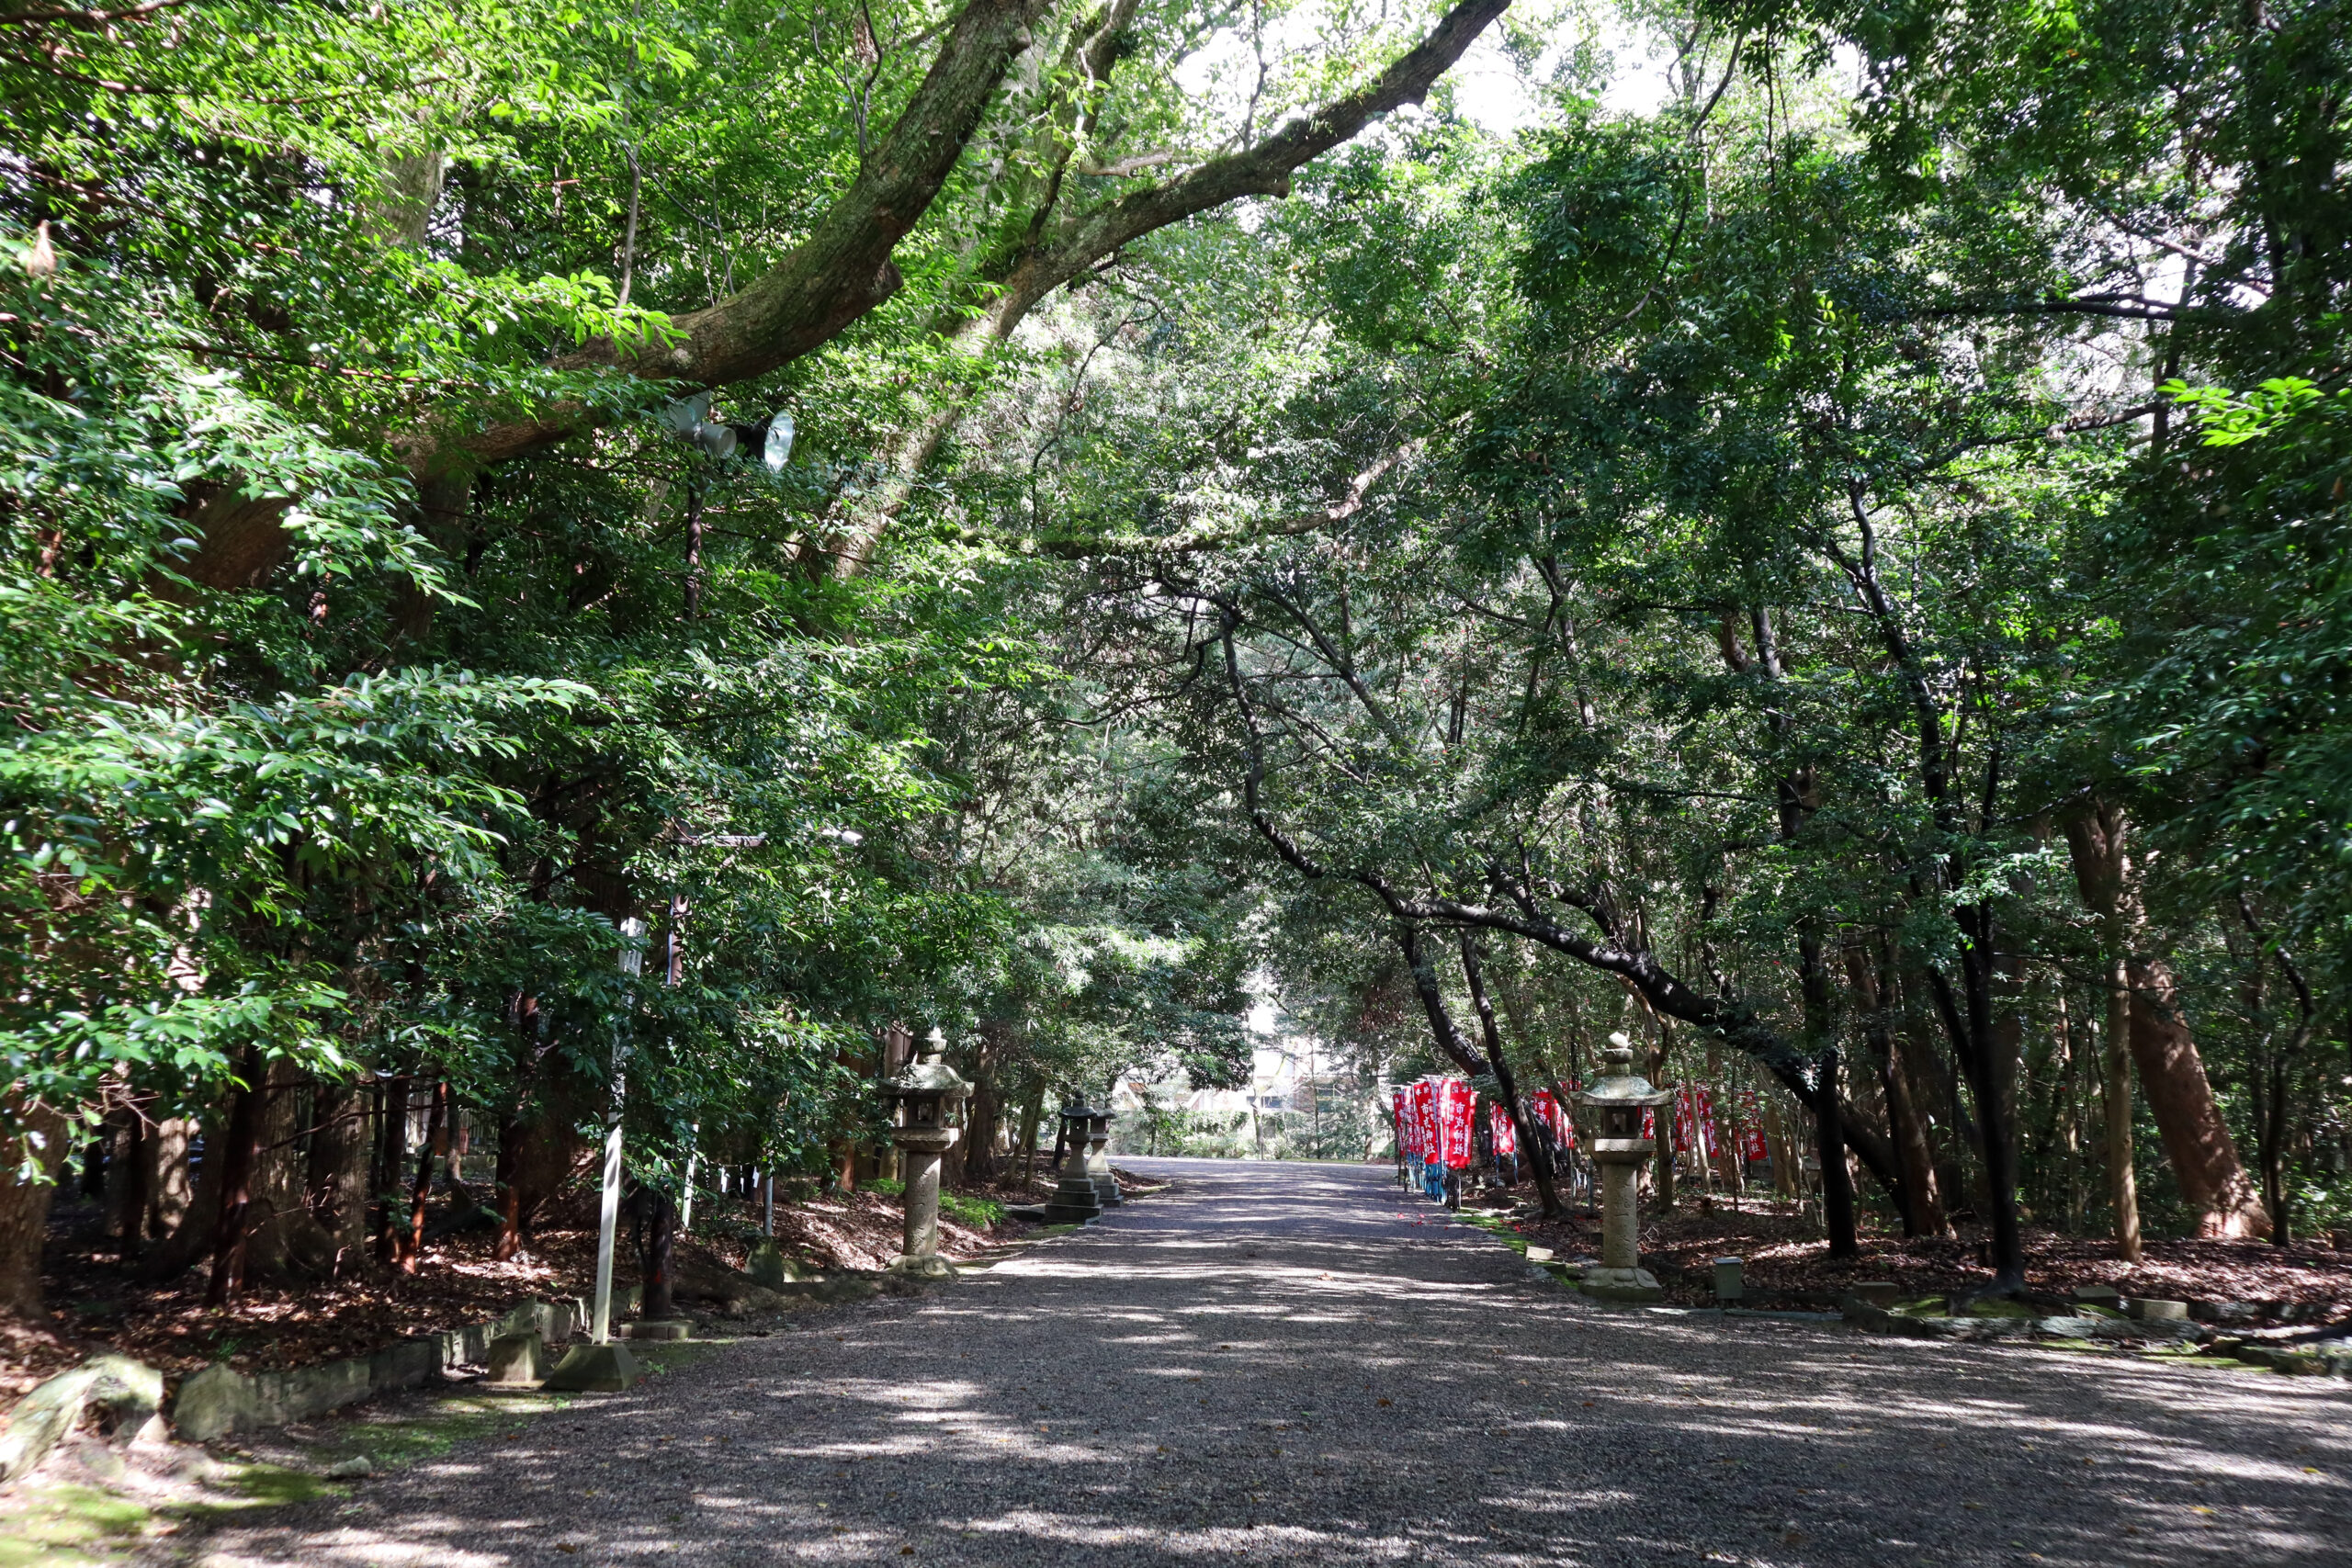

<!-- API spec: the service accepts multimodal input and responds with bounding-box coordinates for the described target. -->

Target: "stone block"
[369,1337,445,1393]
[1523,1246,1555,1263]
[2190,1299,2261,1325]
[486,1332,548,1386]
[2071,1283,2124,1307]
[1579,1266,1664,1303]
[173,1352,383,1443]
[624,1319,691,1342]
[1850,1281,1899,1308]
[2235,1345,2329,1375]
[435,1323,491,1367]
[539,1342,643,1393]
[2126,1297,2188,1322]
[1713,1258,1745,1303]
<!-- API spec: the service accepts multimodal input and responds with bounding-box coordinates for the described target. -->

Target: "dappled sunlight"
[196,1160,2351,1568]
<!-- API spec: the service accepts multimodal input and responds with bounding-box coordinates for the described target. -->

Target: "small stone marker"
[1713,1258,1745,1303]
[2126,1297,2188,1322]
[747,1243,797,1289]
[1524,1246,1555,1263]
[625,1319,691,1341]
[486,1331,547,1386]
[2071,1283,2124,1307]
[1852,1281,1899,1308]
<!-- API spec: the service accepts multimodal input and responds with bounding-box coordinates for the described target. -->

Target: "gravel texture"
[196,1157,2352,1568]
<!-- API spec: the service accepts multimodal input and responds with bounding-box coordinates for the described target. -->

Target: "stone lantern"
[1079,1102,1120,1208]
[1041,1104,1111,1224]
[1573,1033,1675,1303]
[886,1041,969,1278]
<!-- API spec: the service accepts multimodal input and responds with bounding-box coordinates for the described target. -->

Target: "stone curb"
[170,1296,582,1442]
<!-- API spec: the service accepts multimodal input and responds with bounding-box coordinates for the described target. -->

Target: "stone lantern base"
[1042,1168,1102,1224]
[888,1251,958,1280]
[1578,1265,1664,1303]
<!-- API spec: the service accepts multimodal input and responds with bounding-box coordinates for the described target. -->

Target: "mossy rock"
[1889,1298,1950,1318]
[1954,1298,2037,1320]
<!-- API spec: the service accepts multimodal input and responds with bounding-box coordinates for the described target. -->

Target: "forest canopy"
[3,0,2346,1312]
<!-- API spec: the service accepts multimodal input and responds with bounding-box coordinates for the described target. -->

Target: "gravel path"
[199,1158,2352,1568]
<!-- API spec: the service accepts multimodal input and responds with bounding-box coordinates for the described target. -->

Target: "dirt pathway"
[195,1156,2352,1568]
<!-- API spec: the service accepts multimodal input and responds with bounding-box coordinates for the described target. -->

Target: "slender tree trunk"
[205,1047,269,1305]
[1851,946,1949,1238]
[1947,907,2027,1288]
[1459,935,1564,1219]
[376,1075,411,1267]
[401,1080,449,1274]
[1762,1096,1797,1199]
[1647,1020,1677,1213]
[2103,952,2143,1261]
[1017,1088,1044,1191]
[1815,1040,1859,1258]
[105,1103,147,1247]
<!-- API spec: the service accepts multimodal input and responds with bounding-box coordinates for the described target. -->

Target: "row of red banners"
[1393,1078,1771,1166]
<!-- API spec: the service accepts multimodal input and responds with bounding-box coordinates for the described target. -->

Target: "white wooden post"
[592,917,645,1346]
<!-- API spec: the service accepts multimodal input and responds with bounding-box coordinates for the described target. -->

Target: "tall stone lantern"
[1079,1101,1120,1208]
[1044,1104,1105,1222]
[886,1042,970,1279]
[1573,1033,1675,1303]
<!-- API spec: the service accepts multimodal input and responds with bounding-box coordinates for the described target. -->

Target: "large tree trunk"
[306,1082,370,1273]
[640,1190,678,1321]
[0,1097,72,1323]
[244,1062,338,1281]
[2126,955,2267,1236]
[2064,800,2266,1238]
[139,1111,225,1280]
[145,1116,195,1243]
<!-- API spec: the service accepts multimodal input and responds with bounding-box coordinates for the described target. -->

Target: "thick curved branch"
[986,0,1510,331]
[183,0,1052,587]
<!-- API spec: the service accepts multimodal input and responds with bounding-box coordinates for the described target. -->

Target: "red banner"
[1436,1077,1476,1169]
[1532,1086,1575,1149]
[1489,1100,1516,1157]
[1740,1089,1768,1161]
[1392,1088,1408,1157]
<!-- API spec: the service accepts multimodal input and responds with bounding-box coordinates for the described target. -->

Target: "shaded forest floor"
[1470,1182,2352,1318]
[5,1162,1107,1402]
